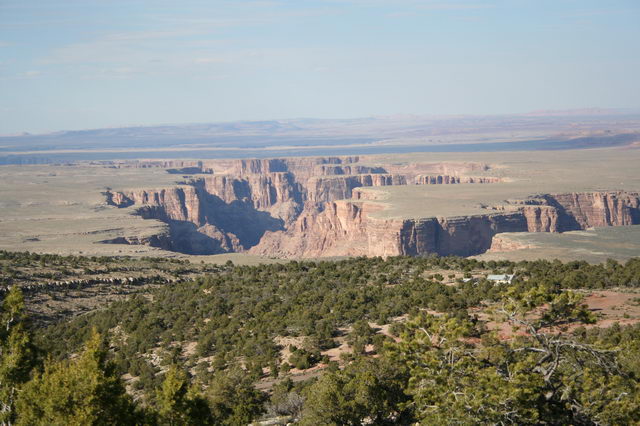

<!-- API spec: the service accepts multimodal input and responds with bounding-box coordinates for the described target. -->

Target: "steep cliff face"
[541,192,640,230]
[414,175,502,184]
[488,234,537,252]
[107,186,202,224]
[251,201,405,258]
[106,183,285,255]
[511,191,640,232]
[103,155,640,258]
[201,173,304,222]
[307,174,408,203]
[251,205,529,258]
[520,206,559,232]
[430,213,528,256]
[415,175,461,184]
[250,191,640,258]
[305,173,499,203]
[227,157,361,181]
[317,165,387,175]
[399,192,639,256]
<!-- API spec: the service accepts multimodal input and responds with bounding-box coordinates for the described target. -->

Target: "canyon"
[104,156,640,258]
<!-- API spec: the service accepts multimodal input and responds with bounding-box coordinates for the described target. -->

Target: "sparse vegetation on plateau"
[1,253,640,424]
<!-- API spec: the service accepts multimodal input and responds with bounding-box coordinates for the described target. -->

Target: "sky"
[0,0,639,134]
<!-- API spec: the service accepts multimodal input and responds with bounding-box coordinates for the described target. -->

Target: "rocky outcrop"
[520,205,559,232]
[540,192,640,230]
[227,157,361,181]
[202,173,302,206]
[317,165,387,175]
[250,191,640,258]
[251,204,528,258]
[426,213,527,256]
[106,183,285,255]
[415,175,461,184]
[511,191,640,232]
[414,175,503,184]
[488,234,538,252]
[307,174,407,203]
[100,234,173,250]
[119,187,202,224]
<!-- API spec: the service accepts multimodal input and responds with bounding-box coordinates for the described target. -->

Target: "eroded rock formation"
[104,156,640,257]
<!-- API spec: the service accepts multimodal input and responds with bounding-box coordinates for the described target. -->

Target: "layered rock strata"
[104,156,640,257]
[414,175,501,185]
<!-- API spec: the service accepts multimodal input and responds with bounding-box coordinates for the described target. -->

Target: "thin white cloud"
[193,57,229,64]
[2,70,42,80]
[143,15,273,28]
[79,66,142,80]
[103,29,203,42]
[43,30,221,65]
[416,2,494,11]
[21,70,41,77]
[326,0,493,10]
[148,9,332,28]
[238,1,286,7]
[31,0,493,82]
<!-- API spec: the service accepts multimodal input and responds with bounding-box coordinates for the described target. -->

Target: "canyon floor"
[1,145,639,263]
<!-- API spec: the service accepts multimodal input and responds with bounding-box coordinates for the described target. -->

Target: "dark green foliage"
[0,287,38,424]
[15,329,140,425]
[206,368,266,425]
[347,319,375,354]
[2,253,640,424]
[156,365,213,425]
[30,255,640,398]
[288,346,319,370]
[267,378,306,419]
[383,289,640,425]
[300,357,412,425]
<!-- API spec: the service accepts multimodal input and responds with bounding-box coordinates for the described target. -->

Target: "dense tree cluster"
[0,253,639,424]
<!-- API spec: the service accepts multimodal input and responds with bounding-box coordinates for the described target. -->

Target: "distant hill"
[1,110,639,164]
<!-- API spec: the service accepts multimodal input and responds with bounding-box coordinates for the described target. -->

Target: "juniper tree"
[0,287,36,426]
[15,329,139,425]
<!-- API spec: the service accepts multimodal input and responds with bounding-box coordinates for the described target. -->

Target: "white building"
[486,274,515,284]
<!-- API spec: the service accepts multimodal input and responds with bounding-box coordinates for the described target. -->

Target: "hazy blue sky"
[1,0,639,134]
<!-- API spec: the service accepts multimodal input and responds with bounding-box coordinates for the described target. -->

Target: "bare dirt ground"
[478,289,640,340]
[257,317,410,391]
[581,289,640,328]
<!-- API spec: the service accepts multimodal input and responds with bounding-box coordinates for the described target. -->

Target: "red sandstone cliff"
[542,192,640,229]
[520,206,559,232]
[107,186,202,224]
[307,174,408,203]
[250,203,529,258]
[512,191,640,232]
